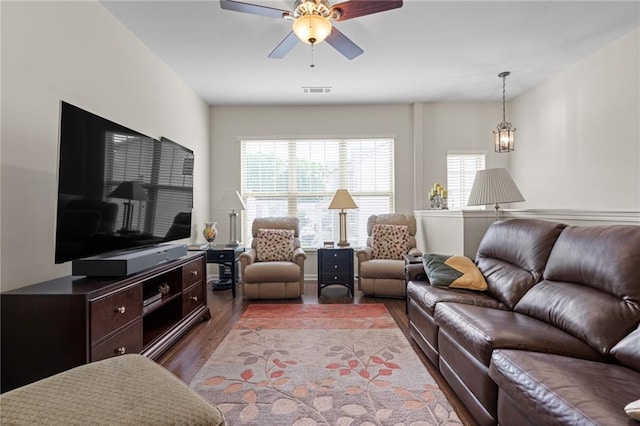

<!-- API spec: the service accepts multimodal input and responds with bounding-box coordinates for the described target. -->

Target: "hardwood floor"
[158,281,478,426]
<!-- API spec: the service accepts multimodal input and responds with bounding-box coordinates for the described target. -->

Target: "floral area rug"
[190,304,461,425]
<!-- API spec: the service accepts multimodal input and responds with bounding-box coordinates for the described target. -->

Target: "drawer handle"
[334,265,338,269]
[190,296,198,302]
[333,253,338,257]
[115,347,126,355]
[115,306,126,314]
[191,270,198,277]
[219,254,225,259]
[334,276,338,280]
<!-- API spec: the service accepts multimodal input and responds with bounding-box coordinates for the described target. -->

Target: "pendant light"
[493,71,516,153]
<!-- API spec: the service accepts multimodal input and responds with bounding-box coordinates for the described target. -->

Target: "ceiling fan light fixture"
[292,14,332,45]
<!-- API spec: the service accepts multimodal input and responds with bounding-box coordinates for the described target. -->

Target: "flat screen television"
[55,101,194,264]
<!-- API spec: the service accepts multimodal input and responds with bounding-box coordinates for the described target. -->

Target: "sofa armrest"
[239,249,257,267]
[405,262,428,282]
[356,247,372,264]
[293,247,307,265]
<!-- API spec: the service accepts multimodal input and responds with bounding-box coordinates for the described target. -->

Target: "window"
[241,138,395,248]
[446,151,485,210]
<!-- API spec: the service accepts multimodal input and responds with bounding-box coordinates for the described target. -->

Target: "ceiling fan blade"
[331,0,403,21]
[268,31,299,59]
[220,0,290,19]
[325,28,363,60]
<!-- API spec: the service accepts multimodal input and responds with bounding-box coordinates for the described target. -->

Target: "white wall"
[510,28,640,210]
[0,1,210,291]
[419,102,509,209]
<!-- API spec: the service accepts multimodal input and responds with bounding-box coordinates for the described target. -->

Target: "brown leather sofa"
[406,219,640,426]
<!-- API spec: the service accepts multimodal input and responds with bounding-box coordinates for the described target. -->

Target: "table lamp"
[328,189,358,247]
[467,168,525,221]
[217,190,246,247]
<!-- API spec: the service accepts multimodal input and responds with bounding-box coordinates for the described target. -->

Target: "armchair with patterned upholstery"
[238,217,307,299]
[356,213,421,297]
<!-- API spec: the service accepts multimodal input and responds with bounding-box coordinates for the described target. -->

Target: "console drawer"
[182,257,203,289]
[182,282,205,317]
[91,285,142,342]
[91,319,143,362]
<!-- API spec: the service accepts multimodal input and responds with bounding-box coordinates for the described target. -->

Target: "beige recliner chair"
[239,217,306,299]
[356,213,421,297]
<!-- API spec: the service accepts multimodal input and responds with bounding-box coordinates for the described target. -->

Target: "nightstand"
[205,246,245,298]
[317,247,354,297]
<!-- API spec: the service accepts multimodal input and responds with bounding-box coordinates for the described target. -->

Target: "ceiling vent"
[302,86,331,94]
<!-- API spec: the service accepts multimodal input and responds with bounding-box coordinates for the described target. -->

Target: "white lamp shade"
[467,168,525,206]
[328,189,358,210]
[292,14,332,45]
[217,190,246,211]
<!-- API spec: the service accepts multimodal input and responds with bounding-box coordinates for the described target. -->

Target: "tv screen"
[55,101,194,264]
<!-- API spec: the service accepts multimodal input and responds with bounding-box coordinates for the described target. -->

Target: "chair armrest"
[405,262,428,282]
[239,249,257,267]
[356,247,372,264]
[293,247,307,265]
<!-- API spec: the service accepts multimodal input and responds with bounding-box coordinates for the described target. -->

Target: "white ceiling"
[101,0,639,106]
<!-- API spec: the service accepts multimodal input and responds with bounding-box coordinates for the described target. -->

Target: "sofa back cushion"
[475,219,566,309]
[515,225,640,356]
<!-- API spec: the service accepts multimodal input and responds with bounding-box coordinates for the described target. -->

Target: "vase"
[203,222,217,247]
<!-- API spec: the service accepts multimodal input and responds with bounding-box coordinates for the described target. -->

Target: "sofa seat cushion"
[359,258,404,279]
[0,354,226,425]
[407,280,505,316]
[244,261,300,283]
[434,303,603,365]
[489,349,640,426]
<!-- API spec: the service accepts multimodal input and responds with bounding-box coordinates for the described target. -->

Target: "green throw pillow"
[422,253,488,291]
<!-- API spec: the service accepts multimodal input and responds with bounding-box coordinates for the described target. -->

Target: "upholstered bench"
[0,354,226,425]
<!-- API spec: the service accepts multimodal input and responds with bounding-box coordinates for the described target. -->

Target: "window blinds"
[241,138,395,247]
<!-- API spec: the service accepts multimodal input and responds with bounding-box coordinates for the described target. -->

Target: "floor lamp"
[217,190,246,247]
[467,168,525,221]
[328,189,358,247]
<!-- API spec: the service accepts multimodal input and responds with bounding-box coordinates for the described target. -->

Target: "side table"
[317,247,354,297]
[403,253,423,313]
[206,246,245,298]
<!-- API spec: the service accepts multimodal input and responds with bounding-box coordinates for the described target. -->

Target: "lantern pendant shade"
[493,71,516,153]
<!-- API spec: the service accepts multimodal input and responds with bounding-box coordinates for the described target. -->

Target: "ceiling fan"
[220,0,403,60]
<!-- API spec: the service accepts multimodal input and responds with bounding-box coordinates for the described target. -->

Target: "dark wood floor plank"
[158,281,477,426]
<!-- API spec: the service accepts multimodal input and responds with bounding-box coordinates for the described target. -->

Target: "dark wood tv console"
[1,251,210,392]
